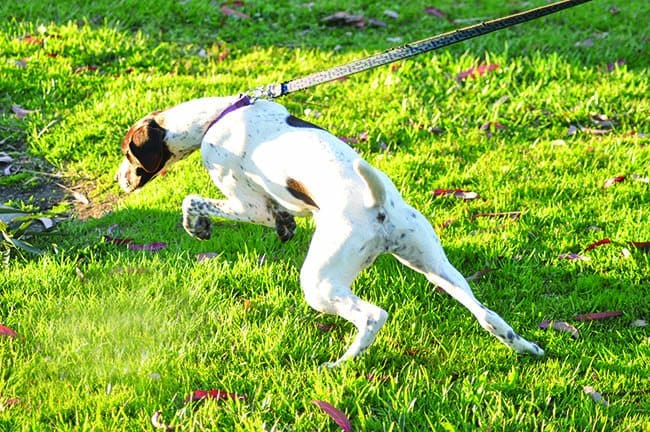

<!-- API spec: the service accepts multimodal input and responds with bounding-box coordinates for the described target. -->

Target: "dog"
[116,95,544,366]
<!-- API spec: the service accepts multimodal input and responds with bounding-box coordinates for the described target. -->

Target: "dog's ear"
[124,119,167,173]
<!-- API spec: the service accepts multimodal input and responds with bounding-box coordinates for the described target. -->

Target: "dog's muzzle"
[115,158,156,193]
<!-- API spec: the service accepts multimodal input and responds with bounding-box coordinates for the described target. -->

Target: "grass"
[1,0,649,430]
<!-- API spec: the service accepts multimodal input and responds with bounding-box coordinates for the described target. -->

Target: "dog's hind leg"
[182,194,294,241]
[390,207,544,356]
[300,225,388,367]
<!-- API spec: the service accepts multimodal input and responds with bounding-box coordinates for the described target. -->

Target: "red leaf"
[185,389,246,404]
[629,241,650,251]
[604,175,625,188]
[311,400,352,432]
[22,35,43,44]
[127,242,167,252]
[539,320,579,338]
[0,325,18,338]
[457,64,499,81]
[574,311,623,321]
[584,238,611,251]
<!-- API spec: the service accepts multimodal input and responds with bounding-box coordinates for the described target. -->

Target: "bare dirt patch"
[1,140,118,218]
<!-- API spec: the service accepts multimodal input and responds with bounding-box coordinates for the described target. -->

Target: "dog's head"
[115,112,173,192]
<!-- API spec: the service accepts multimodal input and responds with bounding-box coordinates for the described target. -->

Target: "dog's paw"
[513,337,545,357]
[183,215,212,240]
[274,211,296,243]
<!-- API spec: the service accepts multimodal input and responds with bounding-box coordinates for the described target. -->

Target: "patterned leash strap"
[248,0,592,100]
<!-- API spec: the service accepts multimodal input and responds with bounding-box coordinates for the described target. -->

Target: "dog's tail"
[353,159,386,208]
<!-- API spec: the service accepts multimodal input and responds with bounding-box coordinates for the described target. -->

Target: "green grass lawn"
[1,0,649,430]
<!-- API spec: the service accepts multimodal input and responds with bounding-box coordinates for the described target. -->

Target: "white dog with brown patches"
[116,95,543,366]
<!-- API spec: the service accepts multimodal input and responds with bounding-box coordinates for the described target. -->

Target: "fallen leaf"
[441,219,456,228]
[366,373,391,382]
[432,189,480,200]
[0,325,18,338]
[384,9,399,19]
[22,35,43,44]
[591,114,617,129]
[11,105,36,119]
[604,175,625,188]
[457,64,499,81]
[424,6,447,18]
[607,58,625,72]
[322,11,366,27]
[567,125,579,136]
[631,319,647,327]
[197,252,220,262]
[574,311,623,321]
[0,153,13,165]
[584,238,611,251]
[471,211,522,221]
[127,242,167,252]
[0,397,20,411]
[71,190,89,205]
[629,241,650,251]
[103,235,134,246]
[558,253,590,261]
[575,37,594,47]
[465,268,495,282]
[311,400,352,432]
[480,121,506,137]
[151,411,177,430]
[186,389,247,404]
[539,320,579,338]
[316,322,336,332]
[581,126,611,135]
[584,386,609,406]
[220,5,250,19]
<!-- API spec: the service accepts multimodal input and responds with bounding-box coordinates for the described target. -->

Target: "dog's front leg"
[182,194,295,241]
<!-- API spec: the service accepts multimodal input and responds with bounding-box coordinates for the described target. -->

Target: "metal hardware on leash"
[247,0,592,100]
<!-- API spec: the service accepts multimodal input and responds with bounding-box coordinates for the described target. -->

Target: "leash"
[247,0,592,100]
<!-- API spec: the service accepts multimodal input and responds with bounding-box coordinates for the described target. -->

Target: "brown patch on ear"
[124,119,170,173]
[286,178,319,209]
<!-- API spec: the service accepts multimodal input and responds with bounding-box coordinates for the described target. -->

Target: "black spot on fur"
[286,115,324,130]
[377,212,386,223]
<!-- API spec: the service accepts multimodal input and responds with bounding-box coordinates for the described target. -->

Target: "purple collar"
[207,94,252,130]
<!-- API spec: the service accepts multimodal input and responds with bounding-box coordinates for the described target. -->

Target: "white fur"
[117,96,544,366]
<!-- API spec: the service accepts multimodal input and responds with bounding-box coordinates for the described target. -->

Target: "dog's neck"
[153,96,243,157]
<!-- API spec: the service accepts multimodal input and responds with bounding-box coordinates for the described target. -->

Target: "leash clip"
[246,84,283,102]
